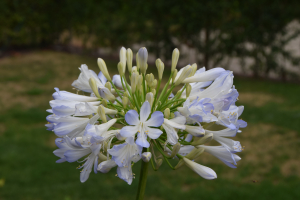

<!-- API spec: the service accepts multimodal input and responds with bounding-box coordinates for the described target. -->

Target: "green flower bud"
[122,96,129,108]
[126,48,133,73]
[172,69,178,83]
[98,152,107,162]
[131,72,139,93]
[119,47,126,73]
[101,99,107,107]
[171,48,180,72]
[88,77,101,98]
[164,108,170,119]
[156,158,163,169]
[97,58,111,81]
[156,59,164,80]
[151,79,157,89]
[170,143,181,158]
[186,83,192,97]
[192,133,213,146]
[105,82,112,91]
[117,62,125,76]
[170,112,175,119]
[190,63,197,77]
[146,92,154,108]
[151,88,156,96]
[175,65,192,86]
[97,105,107,123]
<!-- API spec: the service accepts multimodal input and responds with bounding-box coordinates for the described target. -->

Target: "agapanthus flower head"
[47,46,247,184]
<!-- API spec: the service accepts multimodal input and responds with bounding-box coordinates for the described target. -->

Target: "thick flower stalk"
[47,47,247,198]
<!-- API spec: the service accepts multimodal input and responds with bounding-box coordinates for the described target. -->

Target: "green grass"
[0,51,299,200]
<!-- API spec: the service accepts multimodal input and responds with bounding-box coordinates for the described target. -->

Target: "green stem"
[136,148,149,200]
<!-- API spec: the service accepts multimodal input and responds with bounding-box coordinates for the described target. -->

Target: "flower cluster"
[47,47,247,184]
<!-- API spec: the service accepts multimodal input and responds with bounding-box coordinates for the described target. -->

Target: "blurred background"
[0,0,299,199]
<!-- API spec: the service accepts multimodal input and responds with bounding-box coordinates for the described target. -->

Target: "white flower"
[72,65,105,93]
[120,101,164,148]
[183,158,217,180]
[47,114,99,138]
[162,115,186,145]
[198,145,241,168]
[178,98,218,124]
[108,137,142,184]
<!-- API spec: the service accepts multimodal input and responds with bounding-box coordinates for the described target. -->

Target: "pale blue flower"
[198,145,241,168]
[108,137,142,184]
[120,101,164,148]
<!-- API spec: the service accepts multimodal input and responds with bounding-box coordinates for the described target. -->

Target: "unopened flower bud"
[101,99,107,107]
[151,89,156,96]
[126,48,133,73]
[172,69,178,83]
[103,141,108,152]
[192,133,213,146]
[138,47,148,74]
[156,158,163,169]
[185,125,205,137]
[151,79,157,89]
[146,93,154,108]
[131,72,139,93]
[117,62,125,76]
[156,59,164,80]
[142,152,152,162]
[119,47,126,72]
[170,143,181,158]
[185,147,205,160]
[186,84,192,97]
[175,65,192,86]
[103,107,118,115]
[137,75,143,88]
[97,105,107,123]
[98,152,107,162]
[122,96,129,107]
[97,58,111,81]
[89,77,101,98]
[105,82,112,91]
[136,52,140,70]
[132,66,137,73]
[183,157,217,180]
[190,63,197,76]
[99,87,115,101]
[145,73,154,85]
[171,48,180,72]
[164,108,170,119]
[124,91,129,97]
[170,112,175,119]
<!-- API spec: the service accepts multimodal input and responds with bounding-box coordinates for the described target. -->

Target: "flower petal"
[125,110,140,125]
[183,158,217,180]
[145,111,164,127]
[140,101,151,122]
[136,130,150,148]
[120,125,139,138]
[145,127,163,139]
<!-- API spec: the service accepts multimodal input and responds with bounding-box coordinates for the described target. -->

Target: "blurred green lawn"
[0,51,299,200]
